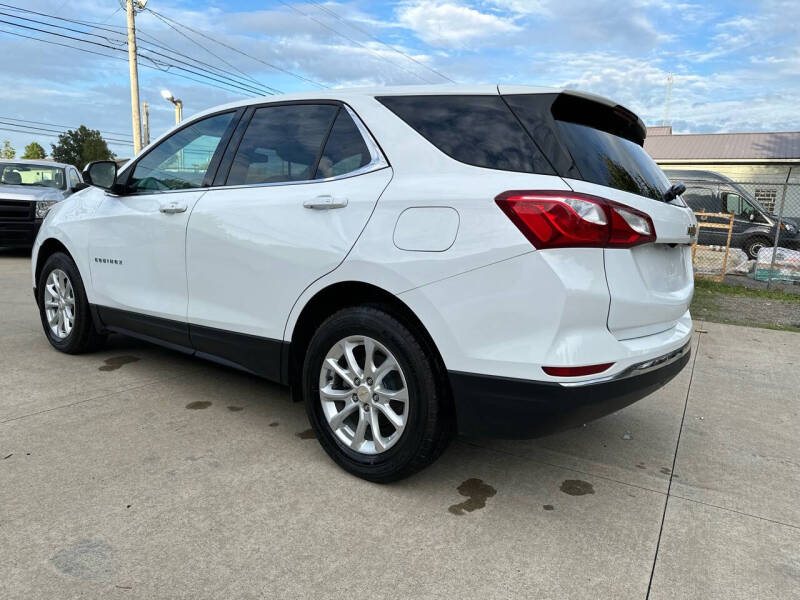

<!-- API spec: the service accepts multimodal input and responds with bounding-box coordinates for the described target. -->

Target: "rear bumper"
[0,219,41,248]
[449,341,691,439]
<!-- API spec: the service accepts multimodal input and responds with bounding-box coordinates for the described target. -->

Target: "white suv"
[32,85,696,482]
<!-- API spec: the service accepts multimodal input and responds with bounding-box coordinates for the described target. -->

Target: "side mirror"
[83,161,118,191]
[749,213,756,222]
[664,181,686,202]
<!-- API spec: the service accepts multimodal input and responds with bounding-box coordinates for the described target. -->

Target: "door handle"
[159,201,187,214]
[303,195,348,210]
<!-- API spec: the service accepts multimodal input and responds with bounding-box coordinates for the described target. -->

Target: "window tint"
[376,95,554,175]
[683,188,716,213]
[128,112,234,192]
[227,104,338,186]
[504,93,669,202]
[315,110,372,179]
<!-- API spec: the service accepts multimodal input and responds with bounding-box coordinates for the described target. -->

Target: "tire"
[37,252,106,354]
[744,236,770,260]
[302,305,453,482]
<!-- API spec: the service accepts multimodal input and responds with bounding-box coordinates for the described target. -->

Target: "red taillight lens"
[495,191,656,249]
[542,363,614,377]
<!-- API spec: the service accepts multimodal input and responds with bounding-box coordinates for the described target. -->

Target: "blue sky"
[1,0,798,158]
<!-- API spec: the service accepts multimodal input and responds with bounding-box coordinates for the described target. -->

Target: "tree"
[0,140,15,159]
[22,141,46,159]
[51,126,115,170]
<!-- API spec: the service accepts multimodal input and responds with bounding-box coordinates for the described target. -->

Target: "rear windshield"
[505,93,670,201]
[376,95,554,175]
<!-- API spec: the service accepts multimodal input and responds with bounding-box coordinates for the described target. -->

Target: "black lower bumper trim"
[449,347,691,439]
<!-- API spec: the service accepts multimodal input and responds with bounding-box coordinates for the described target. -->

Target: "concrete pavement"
[1,250,798,599]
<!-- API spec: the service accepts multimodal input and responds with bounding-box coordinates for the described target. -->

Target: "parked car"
[663,169,800,259]
[0,159,86,249]
[31,86,696,481]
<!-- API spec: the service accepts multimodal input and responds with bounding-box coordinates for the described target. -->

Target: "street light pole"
[160,89,183,125]
[126,0,143,154]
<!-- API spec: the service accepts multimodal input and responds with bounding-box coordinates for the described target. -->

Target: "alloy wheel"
[318,335,409,455]
[43,268,76,339]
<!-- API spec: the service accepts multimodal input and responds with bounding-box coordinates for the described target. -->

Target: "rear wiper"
[663,181,686,202]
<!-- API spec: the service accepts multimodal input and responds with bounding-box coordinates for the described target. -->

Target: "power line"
[0,115,131,139]
[0,11,272,96]
[146,9,281,94]
[309,1,455,83]
[0,18,265,97]
[0,26,260,97]
[146,7,327,89]
[277,0,436,84]
[0,122,135,146]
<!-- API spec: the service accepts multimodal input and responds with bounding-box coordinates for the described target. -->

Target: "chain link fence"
[689,180,800,291]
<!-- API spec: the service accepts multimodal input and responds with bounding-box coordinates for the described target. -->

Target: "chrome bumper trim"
[559,340,692,388]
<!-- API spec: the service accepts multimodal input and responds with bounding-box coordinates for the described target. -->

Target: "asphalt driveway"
[1,250,798,599]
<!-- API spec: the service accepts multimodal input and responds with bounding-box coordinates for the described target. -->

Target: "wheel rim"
[43,268,75,339]
[318,335,409,455]
[750,241,765,257]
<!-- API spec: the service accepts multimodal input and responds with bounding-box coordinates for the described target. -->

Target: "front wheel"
[744,236,770,260]
[302,306,452,482]
[37,252,106,354]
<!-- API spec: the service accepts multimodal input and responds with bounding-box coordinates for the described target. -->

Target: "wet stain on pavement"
[660,467,672,475]
[560,479,595,496]
[296,428,316,439]
[543,504,554,511]
[636,462,647,469]
[186,401,212,410]
[448,478,497,515]
[50,539,114,581]
[227,406,243,412]
[98,355,140,372]
[269,421,279,427]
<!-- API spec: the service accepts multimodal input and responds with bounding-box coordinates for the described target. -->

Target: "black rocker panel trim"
[93,305,288,384]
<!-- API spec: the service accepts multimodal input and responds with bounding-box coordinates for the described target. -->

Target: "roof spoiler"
[553,91,647,146]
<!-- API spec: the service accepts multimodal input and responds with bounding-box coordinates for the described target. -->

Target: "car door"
[186,102,391,380]
[89,110,240,343]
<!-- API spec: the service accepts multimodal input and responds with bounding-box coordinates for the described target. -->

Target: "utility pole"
[126,0,143,154]
[662,72,674,127]
[142,101,150,146]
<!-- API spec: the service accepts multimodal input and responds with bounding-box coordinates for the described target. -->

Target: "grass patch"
[693,279,800,303]
[691,278,800,332]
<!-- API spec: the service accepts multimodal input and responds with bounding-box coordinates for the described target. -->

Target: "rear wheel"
[302,306,452,482]
[37,252,106,354]
[744,236,770,260]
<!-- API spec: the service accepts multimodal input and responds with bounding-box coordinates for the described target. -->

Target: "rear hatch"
[502,88,696,339]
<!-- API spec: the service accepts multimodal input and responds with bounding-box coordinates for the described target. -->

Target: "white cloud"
[396,1,521,48]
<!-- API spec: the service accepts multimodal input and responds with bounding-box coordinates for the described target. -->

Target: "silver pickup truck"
[0,159,86,248]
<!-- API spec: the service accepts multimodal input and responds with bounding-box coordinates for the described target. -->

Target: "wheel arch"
[34,238,76,292]
[287,281,452,411]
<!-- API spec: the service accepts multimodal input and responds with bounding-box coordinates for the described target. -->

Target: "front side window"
[127,112,235,192]
[68,169,81,188]
[0,163,66,190]
[315,109,372,179]
[226,104,338,186]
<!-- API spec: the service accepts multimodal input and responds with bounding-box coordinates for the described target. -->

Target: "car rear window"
[505,93,670,201]
[376,95,554,175]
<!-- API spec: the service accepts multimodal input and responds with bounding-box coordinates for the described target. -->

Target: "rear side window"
[227,104,338,186]
[505,93,670,202]
[315,110,371,179]
[376,95,554,175]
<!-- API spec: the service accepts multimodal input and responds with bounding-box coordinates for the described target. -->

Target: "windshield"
[0,163,66,190]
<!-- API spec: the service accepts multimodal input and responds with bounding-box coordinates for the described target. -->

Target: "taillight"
[495,191,656,249]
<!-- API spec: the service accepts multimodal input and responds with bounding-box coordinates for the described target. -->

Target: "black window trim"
[214,99,389,191]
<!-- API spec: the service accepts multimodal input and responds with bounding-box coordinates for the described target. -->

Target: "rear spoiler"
[552,91,647,146]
